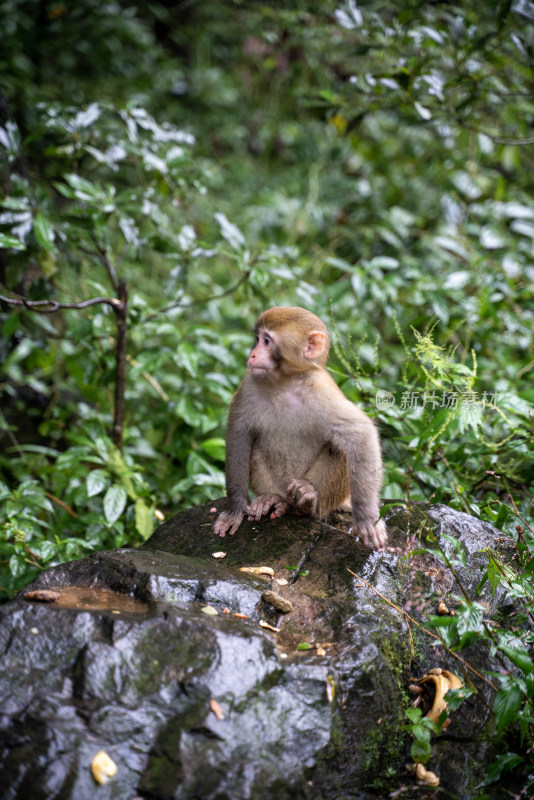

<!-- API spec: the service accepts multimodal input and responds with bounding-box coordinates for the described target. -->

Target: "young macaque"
[213,306,387,550]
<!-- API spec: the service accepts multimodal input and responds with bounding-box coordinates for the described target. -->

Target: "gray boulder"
[0,502,513,799]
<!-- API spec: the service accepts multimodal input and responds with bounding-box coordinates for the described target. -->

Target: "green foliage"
[403,706,438,764]
[424,532,534,792]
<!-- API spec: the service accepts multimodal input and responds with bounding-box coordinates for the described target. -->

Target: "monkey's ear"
[304,330,326,361]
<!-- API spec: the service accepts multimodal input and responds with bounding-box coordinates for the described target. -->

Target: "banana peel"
[407,668,463,789]
[418,668,463,725]
[414,763,440,787]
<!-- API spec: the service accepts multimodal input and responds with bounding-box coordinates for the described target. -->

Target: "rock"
[0,502,515,799]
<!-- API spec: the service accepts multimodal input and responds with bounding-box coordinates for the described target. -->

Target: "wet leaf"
[103,486,127,526]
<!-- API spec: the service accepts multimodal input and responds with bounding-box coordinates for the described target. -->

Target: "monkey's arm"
[214,389,253,537]
[328,401,387,551]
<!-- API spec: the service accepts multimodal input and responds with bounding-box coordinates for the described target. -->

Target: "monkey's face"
[248,328,280,377]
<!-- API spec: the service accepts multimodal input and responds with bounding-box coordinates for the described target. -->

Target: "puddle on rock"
[24,586,149,616]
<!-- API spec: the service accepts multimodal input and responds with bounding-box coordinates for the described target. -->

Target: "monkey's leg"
[289,445,350,518]
[247,494,288,521]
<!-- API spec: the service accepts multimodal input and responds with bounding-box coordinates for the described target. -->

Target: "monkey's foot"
[213,509,245,537]
[246,494,288,522]
[351,517,387,551]
[285,479,318,516]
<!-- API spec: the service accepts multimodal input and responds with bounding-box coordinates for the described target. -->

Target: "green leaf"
[103,486,128,526]
[135,498,154,540]
[410,734,431,764]
[494,683,523,734]
[176,342,199,377]
[63,173,102,200]
[404,706,422,723]
[87,469,109,498]
[477,752,524,788]
[0,233,26,250]
[33,213,55,251]
[9,554,26,578]
[200,438,226,461]
[39,541,58,561]
[499,643,534,675]
[1,197,30,211]
[444,686,473,712]
[297,642,311,650]
[214,212,245,250]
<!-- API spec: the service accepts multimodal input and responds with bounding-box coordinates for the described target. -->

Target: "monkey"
[213,306,387,550]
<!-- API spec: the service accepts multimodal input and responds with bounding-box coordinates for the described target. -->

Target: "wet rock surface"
[0,502,513,799]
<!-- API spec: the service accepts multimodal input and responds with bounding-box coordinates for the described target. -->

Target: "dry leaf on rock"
[24,590,60,603]
[414,763,440,787]
[326,675,335,703]
[91,751,117,785]
[209,699,225,720]
[240,566,274,577]
[259,620,280,633]
[261,590,293,613]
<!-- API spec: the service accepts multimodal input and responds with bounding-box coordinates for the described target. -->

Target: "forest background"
[0,0,534,786]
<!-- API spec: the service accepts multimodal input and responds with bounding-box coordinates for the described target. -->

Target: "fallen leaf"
[259,620,280,633]
[261,590,293,613]
[91,751,117,785]
[326,674,335,703]
[24,590,60,603]
[414,763,440,787]
[209,699,225,720]
[201,605,218,616]
[240,566,274,577]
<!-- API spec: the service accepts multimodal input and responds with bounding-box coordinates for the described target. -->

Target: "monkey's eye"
[255,332,271,347]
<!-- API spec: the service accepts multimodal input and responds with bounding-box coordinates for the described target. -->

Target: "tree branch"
[112,278,128,450]
[0,294,120,312]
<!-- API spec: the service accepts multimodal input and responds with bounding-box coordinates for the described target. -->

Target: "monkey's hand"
[246,494,288,522]
[285,479,318,516]
[213,509,245,537]
[351,515,387,551]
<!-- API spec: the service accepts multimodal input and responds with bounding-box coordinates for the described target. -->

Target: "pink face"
[248,328,277,375]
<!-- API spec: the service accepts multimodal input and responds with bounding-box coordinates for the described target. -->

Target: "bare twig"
[147,267,253,320]
[0,294,119,312]
[347,568,497,692]
[507,493,534,534]
[112,278,128,450]
[45,492,78,518]
[126,354,169,401]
